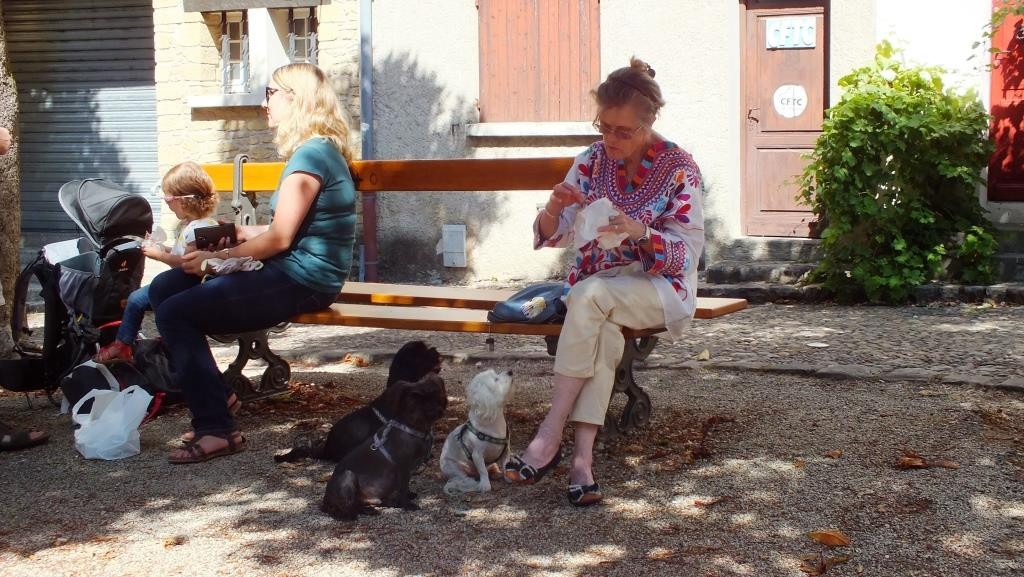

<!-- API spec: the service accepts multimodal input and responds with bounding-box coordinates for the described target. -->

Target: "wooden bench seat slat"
[338,282,747,319]
[204,158,574,194]
[291,303,664,337]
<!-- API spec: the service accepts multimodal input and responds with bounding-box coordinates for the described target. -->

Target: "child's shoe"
[94,340,134,364]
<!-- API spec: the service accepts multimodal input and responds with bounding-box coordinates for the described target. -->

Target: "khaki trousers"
[553,274,665,425]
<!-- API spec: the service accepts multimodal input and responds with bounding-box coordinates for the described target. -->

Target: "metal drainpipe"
[358,0,378,282]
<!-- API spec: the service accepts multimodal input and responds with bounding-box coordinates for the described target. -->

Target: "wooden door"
[989,2,1024,202]
[741,0,828,236]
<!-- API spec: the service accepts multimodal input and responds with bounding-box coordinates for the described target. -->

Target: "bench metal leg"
[545,334,658,437]
[221,329,291,403]
[604,336,658,437]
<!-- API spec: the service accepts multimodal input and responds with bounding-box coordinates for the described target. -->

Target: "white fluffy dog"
[439,369,514,494]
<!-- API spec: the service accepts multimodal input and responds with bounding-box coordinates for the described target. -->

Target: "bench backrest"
[203,157,574,193]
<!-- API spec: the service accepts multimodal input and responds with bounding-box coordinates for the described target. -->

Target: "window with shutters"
[477,0,600,123]
[221,10,250,94]
[286,7,318,64]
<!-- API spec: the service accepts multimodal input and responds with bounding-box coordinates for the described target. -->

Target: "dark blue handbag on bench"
[487,282,567,324]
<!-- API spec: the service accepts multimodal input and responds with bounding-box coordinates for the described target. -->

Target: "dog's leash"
[458,421,510,465]
[371,418,433,465]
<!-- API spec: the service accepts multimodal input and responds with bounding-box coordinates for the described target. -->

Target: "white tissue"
[201,256,264,276]
[573,197,630,250]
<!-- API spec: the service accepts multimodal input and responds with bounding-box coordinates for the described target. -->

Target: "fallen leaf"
[694,496,728,508]
[825,449,843,459]
[799,552,827,575]
[895,450,959,470]
[826,555,851,568]
[649,448,673,459]
[342,353,370,367]
[806,529,851,547]
[896,450,929,469]
[696,349,711,361]
[647,548,677,561]
[794,459,807,469]
[163,535,187,548]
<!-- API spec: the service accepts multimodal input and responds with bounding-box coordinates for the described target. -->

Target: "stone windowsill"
[466,121,597,138]
[189,92,265,109]
[183,0,329,12]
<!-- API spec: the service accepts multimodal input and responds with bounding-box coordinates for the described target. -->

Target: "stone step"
[704,260,817,285]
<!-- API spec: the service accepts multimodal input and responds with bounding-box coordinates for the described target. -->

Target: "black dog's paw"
[402,501,421,512]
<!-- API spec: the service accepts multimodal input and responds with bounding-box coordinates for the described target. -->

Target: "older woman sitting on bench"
[504,58,705,506]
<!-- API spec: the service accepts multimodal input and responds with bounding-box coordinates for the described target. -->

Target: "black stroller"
[1,179,152,401]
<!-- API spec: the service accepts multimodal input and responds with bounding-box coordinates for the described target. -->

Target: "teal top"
[266,137,356,294]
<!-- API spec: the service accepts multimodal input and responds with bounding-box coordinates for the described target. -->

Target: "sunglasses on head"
[163,194,196,203]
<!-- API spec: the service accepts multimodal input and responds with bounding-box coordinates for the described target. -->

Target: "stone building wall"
[151,0,361,235]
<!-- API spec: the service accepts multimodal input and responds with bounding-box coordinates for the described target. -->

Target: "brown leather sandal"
[168,431,245,464]
[179,395,242,443]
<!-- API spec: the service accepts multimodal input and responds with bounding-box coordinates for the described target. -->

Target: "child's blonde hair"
[161,161,217,219]
[270,63,354,163]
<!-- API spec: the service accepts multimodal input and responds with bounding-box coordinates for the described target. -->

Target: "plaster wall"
[372,0,881,281]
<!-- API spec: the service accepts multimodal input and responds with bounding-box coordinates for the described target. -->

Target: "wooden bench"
[202,157,747,434]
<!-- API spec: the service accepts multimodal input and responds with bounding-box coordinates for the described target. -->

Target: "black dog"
[387,340,442,387]
[275,340,442,463]
[321,373,448,520]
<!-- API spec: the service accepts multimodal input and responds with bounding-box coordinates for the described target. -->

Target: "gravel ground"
[1,304,1023,576]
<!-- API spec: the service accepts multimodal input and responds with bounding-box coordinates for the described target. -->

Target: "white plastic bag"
[573,197,630,250]
[72,385,153,460]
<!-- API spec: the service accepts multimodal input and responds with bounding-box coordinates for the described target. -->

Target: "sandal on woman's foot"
[567,483,603,507]
[0,422,49,452]
[168,431,245,464]
[179,395,242,443]
[504,446,563,485]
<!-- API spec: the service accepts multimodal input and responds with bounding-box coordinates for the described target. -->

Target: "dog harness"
[457,421,509,466]
[370,418,433,465]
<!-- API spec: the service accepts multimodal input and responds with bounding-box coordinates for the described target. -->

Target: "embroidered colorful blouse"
[533,140,705,337]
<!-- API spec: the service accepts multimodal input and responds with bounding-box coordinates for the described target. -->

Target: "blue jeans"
[148,266,336,436]
[116,285,150,344]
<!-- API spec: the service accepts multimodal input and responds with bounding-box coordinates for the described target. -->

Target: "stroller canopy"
[58,179,153,248]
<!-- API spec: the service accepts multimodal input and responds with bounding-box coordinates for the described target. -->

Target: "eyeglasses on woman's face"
[163,194,195,203]
[592,120,645,141]
[265,86,281,101]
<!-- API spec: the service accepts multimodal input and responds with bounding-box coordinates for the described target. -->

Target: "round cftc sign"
[772,84,808,119]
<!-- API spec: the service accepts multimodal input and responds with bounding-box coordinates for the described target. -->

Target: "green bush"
[798,41,998,303]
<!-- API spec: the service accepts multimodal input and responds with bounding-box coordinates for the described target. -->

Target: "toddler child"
[94,161,219,363]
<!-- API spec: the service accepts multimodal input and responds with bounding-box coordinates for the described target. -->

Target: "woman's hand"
[598,211,647,241]
[181,250,215,276]
[547,182,586,216]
